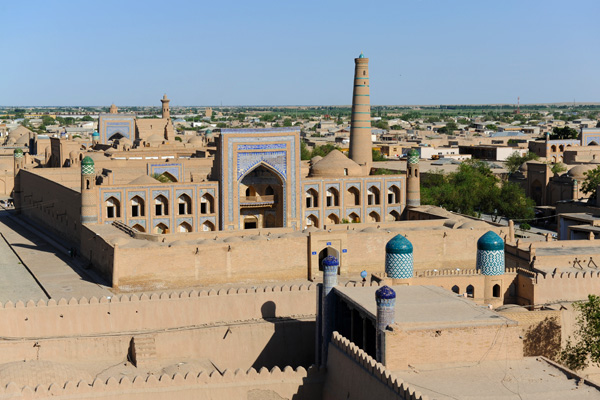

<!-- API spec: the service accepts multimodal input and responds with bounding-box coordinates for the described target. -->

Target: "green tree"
[42,116,55,126]
[549,126,579,140]
[505,151,540,175]
[150,173,171,183]
[283,118,293,127]
[485,124,498,131]
[300,141,312,160]
[559,294,600,371]
[551,162,567,175]
[81,115,94,122]
[438,121,458,134]
[581,166,600,201]
[372,149,386,161]
[216,122,227,128]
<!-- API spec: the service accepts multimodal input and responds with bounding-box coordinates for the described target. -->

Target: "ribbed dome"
[477,231,504,251]
[322,255,339,267]
[386,234,413,255]
[310,150,363,177]
[376,285,396,300]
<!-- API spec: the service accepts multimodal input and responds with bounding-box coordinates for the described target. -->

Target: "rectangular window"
[107,207,114,219]
[306,197,311,208]
[201,203,207,214]
[179,203,186,215]
[327,197,332,207]
[388,194,393,204]
[156,204,162,216]
[132,205,139,217]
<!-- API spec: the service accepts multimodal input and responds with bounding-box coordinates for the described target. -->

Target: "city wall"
[0,365,325,400]
[323,332,428,400]
[523,270,600,304]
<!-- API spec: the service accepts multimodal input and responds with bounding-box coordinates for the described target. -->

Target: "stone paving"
[0,210,112,301]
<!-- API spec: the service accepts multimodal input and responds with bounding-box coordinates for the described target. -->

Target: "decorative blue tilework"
[303,183,319,192]
[325,183,341,191]
[199,188,216,197]
[153,218,170,228]
[346,208,361,217]
[326,209,340,218]
[385,253,413,279]
[199,216,216,225]
[177,217,193,226]
[128,191,146,201]
[128,219,146,228]
[237,151,287,180]
[106,123,131,140]
[477,249,505,276]
[305,210,320,218]
[386,181,402,190]
[342,249,347,253]
[175,189,193,198]
[366,206,382,215]
[238,143,287,150]
[366,181,381,190]
[311,251,317,255]
[152,190,170,202]
[149,164,182,181]
[345,182,361,191]
[326,242,332,246]
[102,192,122,202]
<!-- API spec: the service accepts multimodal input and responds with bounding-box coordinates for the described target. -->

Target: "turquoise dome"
[386,234,413,255]
[477,231,504,251]
[81,156,94,166]
[358,52,365,58]
[14,148,23,155]
[92,131,99,137]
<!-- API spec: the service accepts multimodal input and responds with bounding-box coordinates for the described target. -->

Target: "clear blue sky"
[1,0,598,106]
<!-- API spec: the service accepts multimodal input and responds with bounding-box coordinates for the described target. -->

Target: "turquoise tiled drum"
[407,148,419,165]
[13,148,23,159]
[477,231,505,276]
[81,156,95,175]
[385,234,413,279]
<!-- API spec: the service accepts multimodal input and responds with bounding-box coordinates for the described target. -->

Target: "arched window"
[265,186,274,196]
[105,197,120,219]
[387,210,401,221]
[348,212,360,223]
[130,196,145,217]
[178,194,192,215]
[367,186,380,205]
[202,221,215,231]
[200,193,214,214]
[368,211,380,222]
[387,185,401,204]
[559,144,565,152]
[178,222,192,233]
[154,195,168,216]
[306,189,318,208]
[348,186,360,206]
[326,187,339,207]
[452,285,460,294]
[493,284,501,298]
[466,285,475,298]
[551,145,557,152]
[326,213,339,225]
[132,224,145,233]
[306,214,318,228]
[154,223,168,234]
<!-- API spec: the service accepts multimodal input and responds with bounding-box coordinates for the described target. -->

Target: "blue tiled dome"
[322,255,339,267]
[376,285,396,300]
[477,231,504,251]
[386,235,413,255]
[358,52,365,58]
[92,131,99,137]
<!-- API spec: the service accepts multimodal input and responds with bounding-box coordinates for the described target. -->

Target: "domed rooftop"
[81,156,94,166]
[358,52,365,58]
[310,155,323,165]
[92,131,100,137]
[477,231,504,251]
[129,175,160,185]
[188,136,203,144]
[386,234,413,254]
[568,164,596,180]
[13,148,23,155]
[322,255,339,267]
[375,285,396,300]
[147,134,164,143]
[310,150,363,178]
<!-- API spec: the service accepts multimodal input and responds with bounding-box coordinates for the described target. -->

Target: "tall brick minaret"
[349,52,372,173]
[161,94,171,119]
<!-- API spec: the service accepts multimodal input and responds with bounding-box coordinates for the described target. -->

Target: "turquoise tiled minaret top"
[385,234,413,254]
[81,156,95,175]
[477,231,504,251]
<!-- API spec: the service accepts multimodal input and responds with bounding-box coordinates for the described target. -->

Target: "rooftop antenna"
[516,96,521,115]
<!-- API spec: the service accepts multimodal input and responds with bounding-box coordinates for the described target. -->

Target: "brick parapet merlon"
[331,332,429,400]
[0,283,318,310]
[0,365,326,396]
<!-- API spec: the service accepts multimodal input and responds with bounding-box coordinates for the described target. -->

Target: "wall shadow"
[251,301,316,370]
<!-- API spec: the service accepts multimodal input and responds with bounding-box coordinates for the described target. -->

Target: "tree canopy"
[581,165,600,201]
[560,294,600,371]
[505,151,540,174]
[421,160,534,220]
[549,126,579,140]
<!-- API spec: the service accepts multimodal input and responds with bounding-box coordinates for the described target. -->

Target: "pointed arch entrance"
[238,163,285,229]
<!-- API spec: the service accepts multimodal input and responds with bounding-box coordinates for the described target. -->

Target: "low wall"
[323,332,427,400]
[531,271,600,304]
[0,365,325,400]
[384,320,523,371]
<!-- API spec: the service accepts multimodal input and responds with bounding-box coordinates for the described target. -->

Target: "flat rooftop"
[394,357,600,399]
[334,285,515,330]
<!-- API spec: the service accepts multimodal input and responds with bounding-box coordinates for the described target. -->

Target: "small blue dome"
[376,285,396,300]
[322,255,339,267]
[92,131,99,137]
[358,52,365,58]
[386,235,413,255]
[477,231,504,251]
